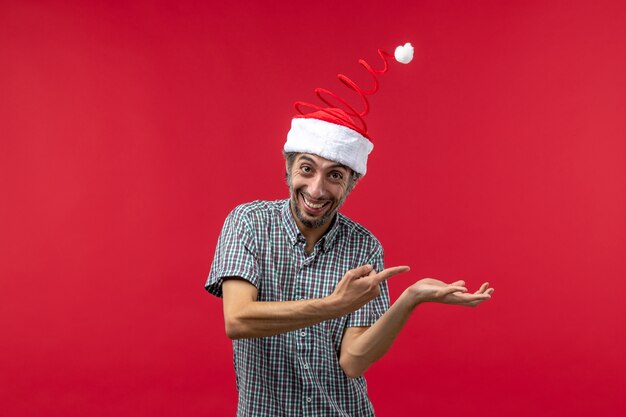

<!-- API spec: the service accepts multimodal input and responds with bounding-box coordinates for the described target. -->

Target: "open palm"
[409,278,494,307]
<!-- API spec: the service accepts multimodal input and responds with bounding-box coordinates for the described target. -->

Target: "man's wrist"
[321,294,346,318]
[401,287,424,310]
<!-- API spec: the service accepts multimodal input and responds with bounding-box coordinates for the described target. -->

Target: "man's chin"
[297,211,325,229]
[294,203,334,229]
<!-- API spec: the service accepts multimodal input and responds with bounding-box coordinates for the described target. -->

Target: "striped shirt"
[206,199,389,417]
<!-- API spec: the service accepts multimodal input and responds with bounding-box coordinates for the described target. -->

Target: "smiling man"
[205,43,494,417]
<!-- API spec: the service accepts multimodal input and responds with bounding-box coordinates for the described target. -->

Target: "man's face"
[287,153,352,230]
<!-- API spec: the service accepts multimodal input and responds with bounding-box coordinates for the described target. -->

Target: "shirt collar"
[321,214,341,252]
[280,199,342,252]
[281,200,303,246]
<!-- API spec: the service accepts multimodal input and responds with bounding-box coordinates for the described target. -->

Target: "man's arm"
[221,264,410,340]
[339,279,494,378]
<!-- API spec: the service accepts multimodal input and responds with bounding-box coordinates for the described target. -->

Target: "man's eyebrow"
[297,155,349,171]
[297,155,317,165]
[331,163,349,170]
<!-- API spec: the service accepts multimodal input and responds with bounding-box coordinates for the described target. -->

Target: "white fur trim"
[284,118,373,175]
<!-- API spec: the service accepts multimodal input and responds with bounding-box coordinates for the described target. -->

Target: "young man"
[206,43,494,416]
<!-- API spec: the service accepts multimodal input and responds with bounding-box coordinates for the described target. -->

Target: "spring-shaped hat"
[284,42,414,176]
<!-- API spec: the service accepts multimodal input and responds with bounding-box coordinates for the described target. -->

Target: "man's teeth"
[303,196,326,209]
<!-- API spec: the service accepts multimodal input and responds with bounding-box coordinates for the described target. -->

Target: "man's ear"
[285,160,291,186]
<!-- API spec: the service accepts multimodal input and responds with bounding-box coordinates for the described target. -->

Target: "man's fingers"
[372,266,410,283]
[450,280,465,287]
[346,264,374,280]
[474,282,489,294]
[441,281,494,305]
[456,292,492,305]
[443,285,468,295]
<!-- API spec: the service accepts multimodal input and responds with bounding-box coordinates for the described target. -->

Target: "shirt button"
[306,397,312,403]
[300,331,306,337]
[303,363,309,369]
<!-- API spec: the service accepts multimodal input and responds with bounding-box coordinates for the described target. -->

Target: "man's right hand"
[328,264,410,315]
[221,265,409,340]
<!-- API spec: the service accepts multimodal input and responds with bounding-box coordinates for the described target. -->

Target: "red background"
[1,1,625,416]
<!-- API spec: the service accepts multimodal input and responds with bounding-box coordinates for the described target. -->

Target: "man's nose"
[308,174,325,198]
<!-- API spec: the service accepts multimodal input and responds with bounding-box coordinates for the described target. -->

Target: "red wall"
[1,1,625,416]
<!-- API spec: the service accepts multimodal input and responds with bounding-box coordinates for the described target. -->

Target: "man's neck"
[289,204,334,255]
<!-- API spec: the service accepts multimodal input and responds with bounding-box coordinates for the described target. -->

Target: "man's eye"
[330,172,343,180]
[301,166,311,173]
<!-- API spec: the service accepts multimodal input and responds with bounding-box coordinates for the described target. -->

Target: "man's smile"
[300,192,331,214]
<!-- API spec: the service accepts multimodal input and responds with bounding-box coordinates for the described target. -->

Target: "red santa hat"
[284,42,414,176]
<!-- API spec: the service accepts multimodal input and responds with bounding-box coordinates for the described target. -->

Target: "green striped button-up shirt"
[206,199,389,417]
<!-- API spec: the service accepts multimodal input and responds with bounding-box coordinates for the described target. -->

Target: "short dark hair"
[283,151,362,193]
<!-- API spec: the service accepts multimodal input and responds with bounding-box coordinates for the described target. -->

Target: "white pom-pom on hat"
[394,42,414,64]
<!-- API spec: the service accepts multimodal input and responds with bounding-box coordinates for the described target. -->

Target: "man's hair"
[283,151,362,193]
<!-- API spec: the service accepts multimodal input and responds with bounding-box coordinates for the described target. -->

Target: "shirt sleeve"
[205,207,259,298]
[345,244,390,327]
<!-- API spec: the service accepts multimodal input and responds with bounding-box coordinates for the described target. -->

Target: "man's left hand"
[406,278,494,307]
